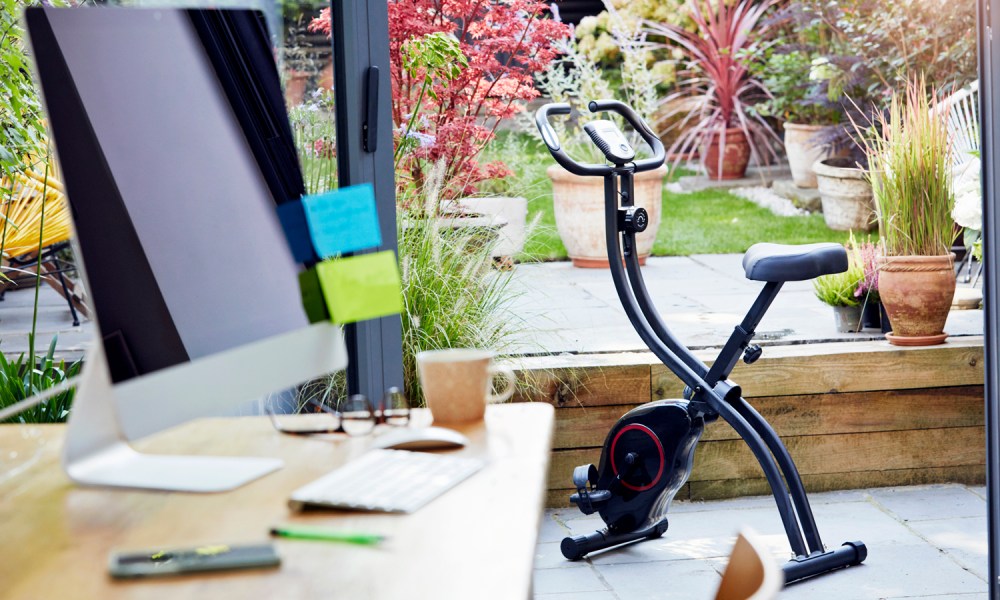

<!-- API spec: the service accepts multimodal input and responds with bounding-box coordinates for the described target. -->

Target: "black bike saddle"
[742,242,848,282]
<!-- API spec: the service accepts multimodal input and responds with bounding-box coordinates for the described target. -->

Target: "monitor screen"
[28,7,309,384]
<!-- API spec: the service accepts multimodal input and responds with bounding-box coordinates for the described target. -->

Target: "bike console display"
[583,120,635,165]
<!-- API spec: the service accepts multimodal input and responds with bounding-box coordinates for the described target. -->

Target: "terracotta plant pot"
[547,165,666,268]
[878,254,956,346]
[703,127,751,180]
[783,123,841,188]
[813,157,877,231]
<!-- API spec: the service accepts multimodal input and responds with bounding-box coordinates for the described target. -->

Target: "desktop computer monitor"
[25,7,348,491]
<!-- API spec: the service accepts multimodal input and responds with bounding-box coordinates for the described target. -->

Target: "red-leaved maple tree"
[310,0,569,197]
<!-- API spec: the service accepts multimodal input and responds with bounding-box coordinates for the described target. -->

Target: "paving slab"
[535,485,988,599]
[505,255,983,355]
[0,285,92,362]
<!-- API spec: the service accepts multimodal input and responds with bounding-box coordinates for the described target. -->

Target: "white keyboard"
[288,449,485,513]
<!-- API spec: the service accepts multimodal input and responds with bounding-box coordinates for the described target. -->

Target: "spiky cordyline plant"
[856,78,955,257]
[644,0,781,174]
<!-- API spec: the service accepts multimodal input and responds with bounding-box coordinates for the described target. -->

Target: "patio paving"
[0,284,92,362]
[535,484,989,599]
[504,254,984,355]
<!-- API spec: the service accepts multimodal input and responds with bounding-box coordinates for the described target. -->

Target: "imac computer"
[25,7,348,492]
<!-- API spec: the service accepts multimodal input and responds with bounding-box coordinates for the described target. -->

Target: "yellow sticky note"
[315,251,403,324]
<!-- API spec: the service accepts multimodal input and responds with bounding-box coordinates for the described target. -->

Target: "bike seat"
[742,242,848,282]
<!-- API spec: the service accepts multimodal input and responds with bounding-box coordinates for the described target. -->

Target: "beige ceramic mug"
[416,349,516,423]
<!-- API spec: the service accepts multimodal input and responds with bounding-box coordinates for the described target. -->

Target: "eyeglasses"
[267,387,410,437]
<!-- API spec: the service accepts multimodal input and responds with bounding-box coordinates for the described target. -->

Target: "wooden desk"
[0,403,554,599]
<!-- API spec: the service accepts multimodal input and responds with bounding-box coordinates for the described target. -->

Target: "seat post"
[705,281,783,385]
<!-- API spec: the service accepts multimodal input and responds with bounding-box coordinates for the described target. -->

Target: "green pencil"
[269,526,385,546]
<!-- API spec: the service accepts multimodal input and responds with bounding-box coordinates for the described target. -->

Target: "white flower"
[406,130,436,148]
[952,159,982,231]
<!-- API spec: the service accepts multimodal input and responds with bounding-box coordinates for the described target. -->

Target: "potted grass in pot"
[856,78,956,346]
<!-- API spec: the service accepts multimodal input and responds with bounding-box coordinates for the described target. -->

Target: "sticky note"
[315,251,403,324]
[298,267,329,323]
[276,200,318,264]
[302,184,382,258]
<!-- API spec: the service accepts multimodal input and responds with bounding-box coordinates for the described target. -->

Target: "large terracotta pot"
[878,254,956,346]
[784,123,840,188]
[703,127,751,180]
[813,157,876,231]
[547,165,666,268]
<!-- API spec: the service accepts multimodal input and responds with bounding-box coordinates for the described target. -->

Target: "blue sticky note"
[277,200,319,264]
[302,184,382,258]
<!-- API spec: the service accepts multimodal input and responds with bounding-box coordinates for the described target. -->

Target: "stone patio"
[535,484,988,599]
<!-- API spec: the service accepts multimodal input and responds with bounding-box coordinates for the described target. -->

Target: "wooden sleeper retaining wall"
[511,337,986,507]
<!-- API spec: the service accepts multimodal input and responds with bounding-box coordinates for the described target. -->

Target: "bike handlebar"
[587,100,665,173]
[534,100,666,177]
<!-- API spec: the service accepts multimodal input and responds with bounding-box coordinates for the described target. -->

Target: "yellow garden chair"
[0,162,89,325]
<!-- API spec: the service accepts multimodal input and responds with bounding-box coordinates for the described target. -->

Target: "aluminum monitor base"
[62,324,347,493]
[65,442,281,492]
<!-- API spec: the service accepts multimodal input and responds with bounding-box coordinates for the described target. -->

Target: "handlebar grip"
[587,99,665,172]
[534,103,614,177]
[535,103,571,151]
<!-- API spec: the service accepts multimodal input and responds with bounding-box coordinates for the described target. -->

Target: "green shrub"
[813,261,865,307]
[0,335,81,424]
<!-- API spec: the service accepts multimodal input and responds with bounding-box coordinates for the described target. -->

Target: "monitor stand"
[62,342,282,493]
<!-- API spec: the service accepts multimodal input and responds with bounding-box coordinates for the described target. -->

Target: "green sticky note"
[298,267,329,324]
[316,251,403,324]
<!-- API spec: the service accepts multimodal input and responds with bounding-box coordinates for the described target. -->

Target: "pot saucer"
[884,332,948,346]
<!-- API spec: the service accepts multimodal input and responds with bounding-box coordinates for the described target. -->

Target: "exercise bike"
[535,100,867,584]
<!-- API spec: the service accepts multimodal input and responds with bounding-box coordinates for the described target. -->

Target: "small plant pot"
[861,300,882,330]
[832,305,864,333]
[813,157,877,231]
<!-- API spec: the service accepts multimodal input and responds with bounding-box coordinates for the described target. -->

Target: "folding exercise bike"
[535,100,867,584]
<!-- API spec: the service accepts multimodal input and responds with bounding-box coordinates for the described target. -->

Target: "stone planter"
[547,165,666,268]
[879,254,956,346]
[454,196,527,261]
[813,157,876,231]
[784,123,838,188]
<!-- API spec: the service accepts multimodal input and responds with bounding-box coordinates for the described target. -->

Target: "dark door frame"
[981,0,1000,596]
[330,0,404,400]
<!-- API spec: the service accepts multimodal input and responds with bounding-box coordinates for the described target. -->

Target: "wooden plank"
[513,364,651,408]
[552,404,640,449]
[690,427,985,481]
[652,338,984,399]
[688,465,986,501]
[699,386,984,442]
[548,386,984,448]
[548,426,985,490]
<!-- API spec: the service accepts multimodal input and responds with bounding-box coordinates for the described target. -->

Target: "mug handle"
[488,365,517,404]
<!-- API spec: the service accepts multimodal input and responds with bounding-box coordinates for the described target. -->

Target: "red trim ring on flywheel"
[610,423,665,492]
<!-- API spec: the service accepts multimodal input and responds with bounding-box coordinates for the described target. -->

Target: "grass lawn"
[479,132,851,260]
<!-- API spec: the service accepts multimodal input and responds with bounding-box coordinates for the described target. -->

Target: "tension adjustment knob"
[620,207,649,233]
[743,344,763,364]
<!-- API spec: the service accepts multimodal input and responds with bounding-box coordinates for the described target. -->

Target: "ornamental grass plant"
[856,77,955,257]
[397,166,524,406]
